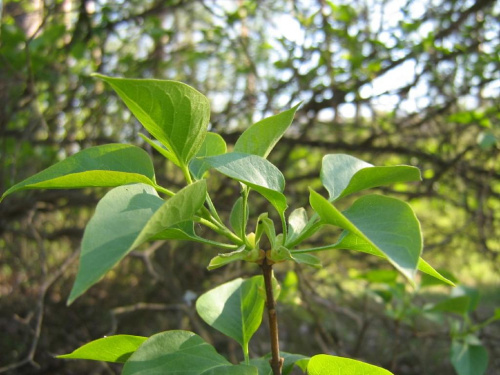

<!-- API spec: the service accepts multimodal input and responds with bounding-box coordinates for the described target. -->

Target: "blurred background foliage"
[0,0,499,374]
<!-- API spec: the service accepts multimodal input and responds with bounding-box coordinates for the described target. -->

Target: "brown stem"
[261,256,283,375]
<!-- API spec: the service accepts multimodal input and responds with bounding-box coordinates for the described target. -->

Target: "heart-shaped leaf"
[68,181,206,304]
[234,104,300,158]
[122,330,257,375]
[204,152,287,219]
[190,132,227,179]
[307,354,393,374]
[57,335,147,363]
[310,190,422,283]
[196,276,266,359]
[1,144,156,202]
[321,154,421,201]
[95,74,210,167]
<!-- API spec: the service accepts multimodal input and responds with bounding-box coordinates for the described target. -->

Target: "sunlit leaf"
[94,74,210,167]
[204,152,287,219]
[190,132,227,179]
[321,154,421,201]
[1,144,156,202]
[57,335,147,363]
[307,354,393,374]
[310,190,422,283]
[234,104,300,158]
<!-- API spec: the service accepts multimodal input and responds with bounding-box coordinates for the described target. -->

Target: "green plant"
[355,269,499,375]
[1,75,455,374]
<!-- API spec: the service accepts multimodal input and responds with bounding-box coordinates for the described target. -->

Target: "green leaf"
[131,180,207,246]
[208,246,249,270]
[417,259,456,286]
[57,335,147,363]
[195,276,266,358]
[287,208,309,244]
[249,352,309,375]
[234,104,300,158]
[320,154,421,201]
[204,152,287,220]
[190,132,227,179]
[230,197,249,239]
[427,296,471,315]
[420,268,457,287]
[140,133,180,167]
[451,286,480,312]
[308,354,393,374]
[68,181,206,304]
[122,330,256,375]
[94,74,210,167]
[203,365,258,375]
[1,144,156,202]
[310,190,422,283]
[291,253,322,268]
[450,341,489,375]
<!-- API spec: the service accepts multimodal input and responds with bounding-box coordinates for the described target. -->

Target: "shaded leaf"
[230,197,249,239]
[234,104,300,158]
[249,352,309,375]
[321,154,421,201]
[95,74,210,166]
[68,181,206,304]
[122,330,253,375]
[1,144,156,202]
[427,296,471,315]
[57,335,147,363]
[450,341,488,375]
[196,276,266,357]
[307,354,393,375]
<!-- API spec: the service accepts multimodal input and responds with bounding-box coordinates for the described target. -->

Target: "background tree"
[0,0,498,374]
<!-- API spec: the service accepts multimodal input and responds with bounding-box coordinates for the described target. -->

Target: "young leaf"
[94,74,210,167]
[450,341,489,375]
[57,335,147,363]
[190,132,227,179]
[287,208,309,244]
[121,330,257,375]
[68,181,206,304]
[196,276,266,359]
[310,190,422,283]
[234,103,300,158]
[307,354,394,374]
[230,197,249,239]
[321,154,421,201]
[208,246,248,270]
[1,144,156,202]
[204,152,287,219]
